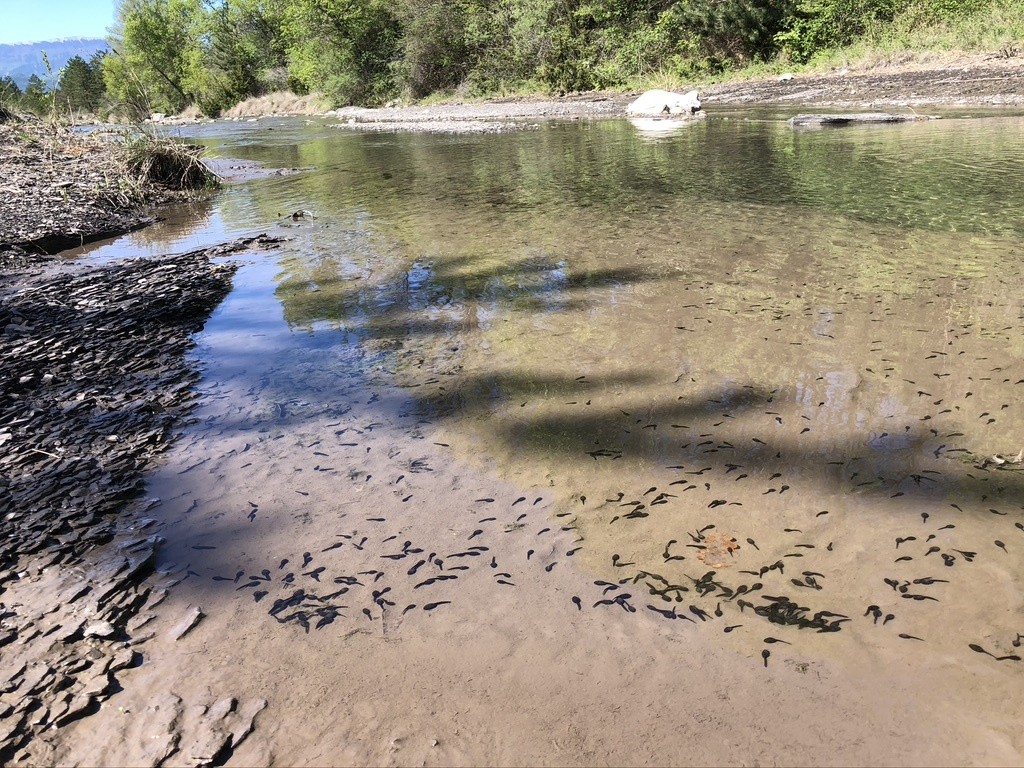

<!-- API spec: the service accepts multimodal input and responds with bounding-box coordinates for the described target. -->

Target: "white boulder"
[626,89,702,117]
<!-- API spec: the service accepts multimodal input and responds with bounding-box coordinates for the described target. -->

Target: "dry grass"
[220,91,328,118]
[120,132,220,193]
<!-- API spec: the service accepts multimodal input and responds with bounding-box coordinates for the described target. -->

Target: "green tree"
[105,0,204,117]
[281,0,403,106]
[0,76,22,109]
[397,0,473,98]
[21,74,49,114]
[179,0,290,115]
[57,54,107,114]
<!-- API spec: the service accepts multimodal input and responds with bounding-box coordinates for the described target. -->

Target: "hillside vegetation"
[2,0,1022,119]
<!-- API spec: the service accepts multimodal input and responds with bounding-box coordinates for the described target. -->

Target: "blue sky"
[0,0,115,44]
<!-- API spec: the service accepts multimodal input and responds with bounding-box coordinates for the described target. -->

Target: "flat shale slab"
[788,112,938,128]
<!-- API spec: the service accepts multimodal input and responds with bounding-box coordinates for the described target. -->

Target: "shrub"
[779,0,904,62]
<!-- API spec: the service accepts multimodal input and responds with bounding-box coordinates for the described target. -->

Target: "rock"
[107,647,138,673]
[170,606,204,641]
[181,727,231,767]
[126,612,156,634]
[78,669,113,699]
[135,693,183,767]
[207,697,237,721]
[21,662,55,695]
[83,621,116,639]
[788,112,938,128]
[54,618,86,643]
[54,692,96,727]
[225,699,267,749]
[0,234,259,760]
[625,89,702,117]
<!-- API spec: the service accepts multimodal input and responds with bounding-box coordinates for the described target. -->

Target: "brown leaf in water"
[697,532,741,568]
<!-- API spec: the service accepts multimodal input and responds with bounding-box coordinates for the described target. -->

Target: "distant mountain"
[0,38,107,89]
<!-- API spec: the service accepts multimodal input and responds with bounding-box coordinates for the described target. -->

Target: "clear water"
[69,112,1024,647]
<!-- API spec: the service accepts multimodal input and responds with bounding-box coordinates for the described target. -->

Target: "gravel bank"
[322,55,1024,133]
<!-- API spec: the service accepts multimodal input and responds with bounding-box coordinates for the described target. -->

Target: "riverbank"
[0,236,300,763]
[0,116,217,258]
[0,111,285,762]
[205,52,1024,127]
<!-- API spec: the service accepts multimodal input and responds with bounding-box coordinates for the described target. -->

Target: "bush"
[398,0,473,98]
[779,0,904,62]
[674,0,797,66]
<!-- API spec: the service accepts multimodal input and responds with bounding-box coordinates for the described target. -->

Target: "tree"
[281,0,403,106]
[0,76,22,108]
[181,0,290,115]
[105,0,204,117]
[57,54,107,114]
[22,74,49,114]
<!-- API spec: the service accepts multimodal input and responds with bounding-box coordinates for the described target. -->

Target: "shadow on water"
[163,112,1024,525]
[193,238,1023,518]
[414,370,1024,508]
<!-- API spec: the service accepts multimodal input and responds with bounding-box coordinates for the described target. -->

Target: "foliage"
[21,75,50,115]
[99,0,1024,112]
[674,0,797,68]
[55,53,108,114]
[778,0,904,62]
[281,0,402,106]
[780,0,1023,63]
[105,0,202,118]
[0,77,23,117]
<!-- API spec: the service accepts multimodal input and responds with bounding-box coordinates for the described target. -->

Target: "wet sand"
[46,356,1023,766]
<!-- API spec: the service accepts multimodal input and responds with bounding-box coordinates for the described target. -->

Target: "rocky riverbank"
[314,53,1024,133]
[0,108,286,763]
[138,55,1024,134]
[0,115,215,257]
[0,241,292,764]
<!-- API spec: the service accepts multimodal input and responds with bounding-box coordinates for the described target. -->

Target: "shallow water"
[75,111,1024,671]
